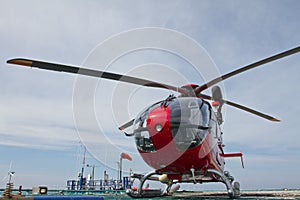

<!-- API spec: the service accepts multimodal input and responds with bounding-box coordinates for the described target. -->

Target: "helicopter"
[7,45,300,198]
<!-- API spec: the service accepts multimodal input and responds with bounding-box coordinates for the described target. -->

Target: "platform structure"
[66,176,130,191]
[1,189,300,199]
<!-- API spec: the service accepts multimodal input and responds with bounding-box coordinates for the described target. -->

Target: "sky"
[0,0,300,191]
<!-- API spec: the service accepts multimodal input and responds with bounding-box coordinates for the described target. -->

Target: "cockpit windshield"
[169,97,211,150]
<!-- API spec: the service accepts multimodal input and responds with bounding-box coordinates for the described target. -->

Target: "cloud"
[0,92,79,150]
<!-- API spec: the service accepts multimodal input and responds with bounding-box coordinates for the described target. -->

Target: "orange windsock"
[121,152,132,161]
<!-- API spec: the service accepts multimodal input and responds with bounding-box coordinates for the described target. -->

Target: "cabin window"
[210,112,222,142]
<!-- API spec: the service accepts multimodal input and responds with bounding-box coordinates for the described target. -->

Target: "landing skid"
[207,169,241,198]
[126,171,164,198]
[126,189,163,198]
[126,169,240,199]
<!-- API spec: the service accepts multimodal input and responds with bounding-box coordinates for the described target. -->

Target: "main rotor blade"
[198,94,280,122]
[118,119,135,137]
[7,58,188,95]
[195,45,300,94]
[119,119,134,131]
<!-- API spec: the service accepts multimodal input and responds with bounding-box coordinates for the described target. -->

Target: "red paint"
[181,84,199,89]
[212,100,221,107]
[147,106,172,150]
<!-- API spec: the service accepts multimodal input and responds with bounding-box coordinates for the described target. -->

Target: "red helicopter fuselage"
[133,96,225,182]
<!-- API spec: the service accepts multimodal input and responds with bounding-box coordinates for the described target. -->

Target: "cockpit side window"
[210,111,222,142]
[200,101,210,128]
[133,103,161,152]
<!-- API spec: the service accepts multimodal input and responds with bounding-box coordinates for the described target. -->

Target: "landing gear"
[126,171,180,198]
[207,169,240,198]
[126,169,240,198]
[126,171,164,198]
